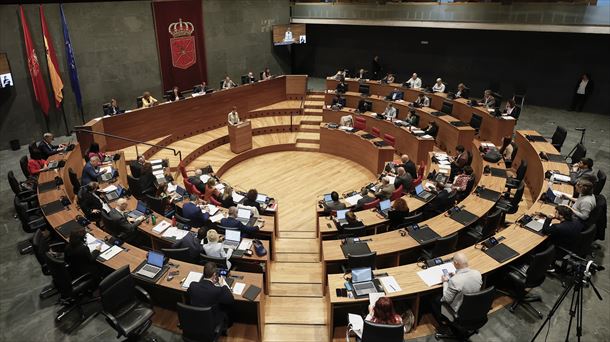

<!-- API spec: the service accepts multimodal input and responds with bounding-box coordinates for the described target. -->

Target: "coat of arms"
[168,18,196,70]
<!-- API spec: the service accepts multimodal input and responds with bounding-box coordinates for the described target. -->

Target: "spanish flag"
[40,5,63,108]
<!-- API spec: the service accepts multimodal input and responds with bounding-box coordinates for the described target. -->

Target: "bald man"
[399,154,417,179]
[81,155,107,186]
[108,198,145,240]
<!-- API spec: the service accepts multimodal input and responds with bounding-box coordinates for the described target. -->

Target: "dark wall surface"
[292,24,610,114]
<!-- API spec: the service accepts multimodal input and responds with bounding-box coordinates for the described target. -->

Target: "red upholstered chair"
[354,116,366,130]
[184,179,202,197]
[209,196,222,206]
[384,133,396,147]
[391,184,403,201]
[178,161,188,180]
[372,127,380,137]
[411,161,427,188]
[362,198,380,210]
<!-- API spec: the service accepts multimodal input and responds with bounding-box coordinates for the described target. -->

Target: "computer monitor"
[336,209,349,220]
[147,251,164,268]
[379,199,391,211]
[359,84,370,95]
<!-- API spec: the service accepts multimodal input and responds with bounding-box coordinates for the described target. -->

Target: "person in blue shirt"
[182,199,210,228]
[220,206,260,235]
[81,156,107,186]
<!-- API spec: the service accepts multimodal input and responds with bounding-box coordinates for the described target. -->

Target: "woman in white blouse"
[432,78,445,93]
[203,229,232,269]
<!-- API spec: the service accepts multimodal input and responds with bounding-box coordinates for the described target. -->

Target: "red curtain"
[152,0,207,92]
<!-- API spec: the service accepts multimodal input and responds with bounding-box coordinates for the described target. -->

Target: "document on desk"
[434,153,448,160]
[378,276,402,293]
[369,292,385,306]
[551,174,571,183]
[162,227,189,240]
[417,262,457,287]
[210,212,225,223]
[167,182,178,193]
[102,185,118,193]
[100,165,113,174]
[232,282,246,295]
[386,176,396,185]
[345,194,363,206]
[204,204,220,216]
[86,233,111,253]
[199,174,211,183]
[215,183,225,192]
[238,238,253,251]
[339,126,354,131]
[501,116,516,120]
[422,134,433,139]
[232,191,245,203]
[152,220,171,234]
[348,314,364,338]
[99,245,122,261]
[182,271,203,289]
[437,160,451,166]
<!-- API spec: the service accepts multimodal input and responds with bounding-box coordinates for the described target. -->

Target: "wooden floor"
[222,151,375,341]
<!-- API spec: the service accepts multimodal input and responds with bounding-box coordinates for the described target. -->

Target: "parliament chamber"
[2,1,609,342]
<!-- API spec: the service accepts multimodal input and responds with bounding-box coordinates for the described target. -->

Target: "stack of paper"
[210,213,225,223]
[345,194,363,206]
[167,182,178,193]
[378,276,402,293]
[86,233,111,253]
[238,238,253,251]
[417,262,457,287]
[99,245,122,261]
[438,160,451,166]
[232,191,245,203]
[182,271,203,288]
[386,176,396,184]
[215,183,225,192]
[232,282,246,295]
[551,174,571,183]
[102,185,117,193]
[422,134,433,139]
[199,174,211,183]
[162,227,189,240]
[152,221,171,234]
[481,142,495,148]
[204,205,220,216]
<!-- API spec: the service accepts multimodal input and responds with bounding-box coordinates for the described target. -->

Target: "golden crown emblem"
[168,18,194,37]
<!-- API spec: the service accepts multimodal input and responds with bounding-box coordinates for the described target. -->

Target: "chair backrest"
[68,168,81,195]
[340,224,366,238]
[99,265,137,315]
[402,212,423,227]
[594,170,606,195]
[551,126,567,149]
[384,134,396,147]
[480,209,502,239]
[524,244,555,287]
[430,231,459,258]
[575,224,597,258]
[177,302,218,342]
[362,198,380,211]
[145,194,166,214]
[19,156,30,178]
[515,160,527,181]
[200,253,228,269]
[7,171,22,195]
[348,251,377,269]
[175,213,191,225]
[469,114,482,131]
[45,251,73,299]
[100,210,122,237]
[571,143,587,164]
[355,116,366,130]
[178,161,188,180]
[510,182,525,209]
[455,286,495,329]
[390,184,403,201]
[127,175,142,198]
[361,320,404,342]
[136,96,143,108]
[372,127,380,137]
[161,247,192,263]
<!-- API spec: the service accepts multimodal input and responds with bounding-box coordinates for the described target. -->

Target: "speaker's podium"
[228,121,252,153]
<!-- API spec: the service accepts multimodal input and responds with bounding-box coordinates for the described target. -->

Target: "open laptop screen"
[256,194,268,203]
[337,209,349,220]
[415,184,425,195]
[379,199,391,211]
[352,267,372,283]
[324,194,332,202]
[225,229,241,242]
[237,208,251,219]
[136,200,147,213]
[147,251,164,268]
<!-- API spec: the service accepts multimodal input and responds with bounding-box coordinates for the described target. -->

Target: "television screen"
[273,24,306,46]
[0,53,14,88]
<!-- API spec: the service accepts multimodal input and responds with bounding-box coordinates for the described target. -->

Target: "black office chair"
[8,171,38,207]
[569,143,587,164]
[339,224,366,239]
[68,168,81,196]
[136,96,143,108]
[421,232,458,260]
[594,170,606,195]
[45,252,99,328]
[99,265,154,340]
[465,209,502,245]
[506,160,527,190]
[127,175,143,199]
[435,286,495,340]
[469,114,482,133]
[200,253,229,269]
[589,195,607,242]
[19,155,30,179]
[175,213,193,226]
[505,245,556,318]
[573,224,597,258]
[177,302,224,342]
[161,247,192,263]
[348,320,404,342]
[145,194,175,218]
[396,212,423,230]
[550,126,567,152]
[14,195,47,233]
[496,182,525,216]
[341,252,377,274]
[100,211,137,243]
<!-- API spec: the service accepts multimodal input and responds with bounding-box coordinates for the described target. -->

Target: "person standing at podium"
[228,106,240,126]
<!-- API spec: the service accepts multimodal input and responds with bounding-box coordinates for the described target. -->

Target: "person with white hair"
[374,176,395,200]
[404,73,422,89]
[432,78,445,93]
[38,132,66,159]
[81,155,107,186]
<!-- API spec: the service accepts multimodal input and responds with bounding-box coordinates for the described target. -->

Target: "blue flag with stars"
[60,4,83,111]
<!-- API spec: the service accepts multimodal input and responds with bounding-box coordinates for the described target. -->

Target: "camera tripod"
[566,128,586,162]
[531,261,603,342]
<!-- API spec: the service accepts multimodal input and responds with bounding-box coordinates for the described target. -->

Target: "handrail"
[72,128,182,161]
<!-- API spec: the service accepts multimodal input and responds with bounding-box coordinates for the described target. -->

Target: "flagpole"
[44,112,50,132]
[78,106,85,124]
[60,102,70,135]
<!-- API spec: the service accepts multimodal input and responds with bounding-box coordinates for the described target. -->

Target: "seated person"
[451,166,474,201]
[336,80,348,94]
[432,78,446,93]
[356,68,367,80]
[499,137,514,165]
[64,227,101,281]
[104,98,124,115]
[388,198,410,229]
[366,296,404,326]
[168,86,183,101]
[156,183,180,212]
[357,98,372,113]
[394,167,413,193]
[450,145,469,178]
[399,154,417,179]
[222,76,237,89]
[570,157,596,185]
[503,99,520,118]
[202,179,221,203]
[182,198,211,228]
[187,262,234,334]
[188,169,206,193]
[87,142,106,162]
[405,110,419,127]
[81,156,107,186]
[455,83,469,99]
[413,93,430,107]
[138,162,156,195]
[110,198,146,232]
[246,71,257,84]
[339,211,363,232]
[228,106,240,125]
[424,182,452,218]
[381,103,397,121]
[541,205,584,256]
[331,94,346,109]
[193,81,209,94]
[355,188,375,210]
[202,229,232,269]
[562,179,596,222]
[173,227,206,263]
[220,206,260,235]
[262,68,272,80]
[423,122,439,137]
[375,177,395,200]
[77,182,105,222]
[38,132,65,159]
[404,73,422,89]
[382,73,395,84]
[130,155,146,178]
[220,186,237,208]
[27,147,48,178]
[386,87,403,101]
[243,189,263,214]
[141,91,158,108]
[333,69,346,81]
[478,90,496,108]
[339,114,353,127]
[324,191,346,213]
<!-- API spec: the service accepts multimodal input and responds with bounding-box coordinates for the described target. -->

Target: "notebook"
[477,188,502,202]
[449,209,479,226]
[57,220,83,239]
[41,200,66,216]
[242,285,262,301]
[37,181,57,193]
[408,225,440,244]
[489,167,508,178]
[484,243,519,263]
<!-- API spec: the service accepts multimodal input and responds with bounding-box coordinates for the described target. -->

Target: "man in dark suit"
[371,56,382,80]
[188,169,206,193]
[424,182,452,219]
[129,155,146,178]
[394,167,413,193]
[220,206,260,235]
[424,122,439,138]
[399,154,417,179]
[77,182,105,222]
[187,262,234,333]
[386,88,403,101]
[331,94,346,109]
[336,80,348,94]
[323,191,346,213]
[81,156,107,186]
[355,188,375,210]
[357,99,372,113]
[109,198,145,238]
[38,132,65,159]
[182,200,210,228]
[455,83,469,99]
[172,228,205,263]
[541,205,584,256]
[570,73,594,112]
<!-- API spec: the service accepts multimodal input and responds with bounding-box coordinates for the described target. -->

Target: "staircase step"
[304,100,324,107]
[269,283,323,297]
[301,115,323,124]
[296,143,320,152]
[296,132,320,144]
[264,324,329,342]
[270,262,323,284]
[280,231,318,238]
[300,124,321,132]
[275,253,320,263]
[265,297,328,325]
[304,108,323,113]
[275,238,319,254]
[306,94,326,100]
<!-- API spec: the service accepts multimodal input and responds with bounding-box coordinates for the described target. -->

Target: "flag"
[19,6,50,116]
[60,4,83,111]
[40,5,64,108]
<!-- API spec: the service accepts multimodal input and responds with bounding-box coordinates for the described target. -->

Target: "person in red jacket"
[27,148,47,177]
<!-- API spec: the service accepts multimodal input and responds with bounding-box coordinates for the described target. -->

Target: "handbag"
[252,239,267,257]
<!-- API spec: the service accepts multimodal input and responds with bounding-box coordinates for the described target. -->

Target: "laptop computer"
[525,217,546,233]
[236,208,257,226]
[351,267,381,298]
[335,209,349,226]
[378,199,391,218]
[223,229,241,250]
[323,193,333,203]
[128,200,148,218]
[545,187,570,206]
[104,185,123,202]
[135,251,165,279]
[98,168,113,182]
[47,160,60,169]
[256,194,268,204]
[414,183,434,201]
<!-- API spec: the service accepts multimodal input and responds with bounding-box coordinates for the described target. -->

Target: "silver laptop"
[526,218,545,232]
[378,199,391,218]
[351,267,378,297]
[236,208,257,226]
[136,251,164,278]
[223,229,241,249]
[415,183,434,201]
[335,209,349,225]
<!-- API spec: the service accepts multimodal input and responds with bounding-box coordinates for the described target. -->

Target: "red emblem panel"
[170,36,196,70]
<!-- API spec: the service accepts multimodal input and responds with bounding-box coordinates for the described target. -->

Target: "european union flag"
[60,4,83,111]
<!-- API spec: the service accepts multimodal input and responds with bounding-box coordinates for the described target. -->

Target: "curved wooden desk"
[325,129,574,339]
[325,77,515,145]
[37,146,266,341]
